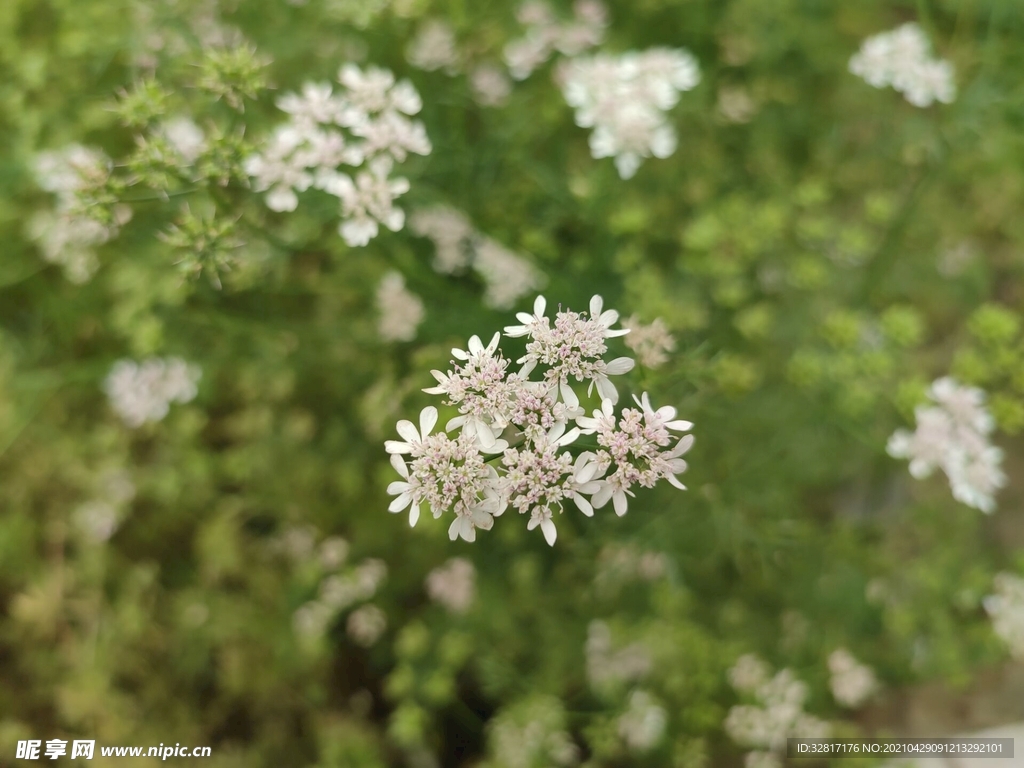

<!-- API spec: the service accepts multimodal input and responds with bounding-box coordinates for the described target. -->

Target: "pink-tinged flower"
[385,405,439,456]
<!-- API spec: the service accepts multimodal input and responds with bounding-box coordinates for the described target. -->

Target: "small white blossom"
[73,500,121,542]
[887,377,1005,512]
[487,696,579,768]
[559,48,700,178]
[729,654,771,694]
[347,604,387,646]
[158,117,206,163]
[827,648,879,708]
[407,20,460,74]
[617,690,667,752]
[585,621,652,690]
[504,0,607,80]
[849,23,955,107]
[622,315,676,368]
[103,357,201,428]
[725,658,830,764]
[470,64,513,107]
[409,205,476,273]
[323,157,410,247]
[425,557,476,614]
[376,270,425,342]
[984,572,1024,658]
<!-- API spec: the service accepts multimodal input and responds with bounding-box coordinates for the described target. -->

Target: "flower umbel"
[384,295,693,545]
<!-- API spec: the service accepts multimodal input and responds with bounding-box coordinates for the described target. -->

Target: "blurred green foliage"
[2,0,1024,766]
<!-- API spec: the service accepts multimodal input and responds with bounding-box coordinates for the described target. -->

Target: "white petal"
[468,335,484,354]
[612,491,628,517]
[592,485,612,508]
[555,426,581,447]
[477,422,496,450]
[573,493,594,517]
[409,503,421,526]
[389,492,412,513]
[605,357,635,375]
[534,295,546,317]
[560,380,580,409]
[596,376,618,404]
[387,481,410,495]
[419,406,438,438]
[589,295,603,317]
[385,440,411,454]
[390,453,409,478]
[541,518,557,546]
[666,474,688,491]
[666,419,693,431]
[395,419,420,443]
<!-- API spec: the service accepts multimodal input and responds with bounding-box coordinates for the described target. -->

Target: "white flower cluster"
[386,296,694,546]
[887,377,1006,513]
[291,533,389,646]
[376,270,425,342]
[409,206,546,309]
[558,48,701,179]
[585,620,652,691]
[425,557,476,614]
[406,20,460,74]
[72,469,137,543]
[29,145,131,283]
[486,696,579,768]
[103,357,201,428]
[616,689,667,753]
[622,315,676,369]
[827,648,879,709]
[724,655,830,768]
[983,572,1024,659]
[245,65,431,247]
[849,23,956,107]
[504,0,608,81]
[156,117,207,164]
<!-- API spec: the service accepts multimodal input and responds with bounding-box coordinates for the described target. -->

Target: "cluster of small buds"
[486,696,580,768]
[849,23,956,107]
[504,0,608,81]
[827,648,879,708]
[983,572,1024,659]
[616,690,667,753]
[887,377,1006,513]
[558,48,701,179]
[425,557,476,614]
[103,357,201,428]
[622,315,676,369]
[291,533,389,644]
[376,270,425,342]
[385,295,694,546]
[585,620,652,691]
[29,145,131,283]
[71,469,137,543]
[245,65,430,246]
[409,206,545,309]
[724,655,831,768]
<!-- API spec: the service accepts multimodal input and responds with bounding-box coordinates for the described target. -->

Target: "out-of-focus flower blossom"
[617,690,667,752]
[504,0,607,80]
[425,557,476,614]
[347,604,387,646]
[407,20,459,74]
[724,657,830,765]
[376,270,425,342]
[486,696,579,768]
[827,648,879,708]
[470,64,513,107]
[887,377,1005,512]
[849,23,955,107]
[103,357,201,428]
[558,48,701,178]
[622,315,676,368]
[984,572,1024,658]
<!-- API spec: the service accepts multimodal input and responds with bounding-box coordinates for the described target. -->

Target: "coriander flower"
[849,23,955,107]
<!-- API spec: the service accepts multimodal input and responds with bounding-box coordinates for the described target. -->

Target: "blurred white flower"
[409,206,475,273]
[103,357,202,428]
[376,270,425,342]
[407,20,459,74]
[158,117,206,163]
[425,557,476,614]
[887,377,1005,512]
[827,648,879,708]
[487,696,579,768]
[73,500,121,542]
[504,0,607,80]
[725,658,830,763]
[347,604,387,646]
[617,690,667,752]
[470,64,513,107]
[585,620,652,690]
[559,48,700,178]
[984,572,1024,658]
[849,23,955,107]
[622,315,676,368]
[323,157,410,247]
